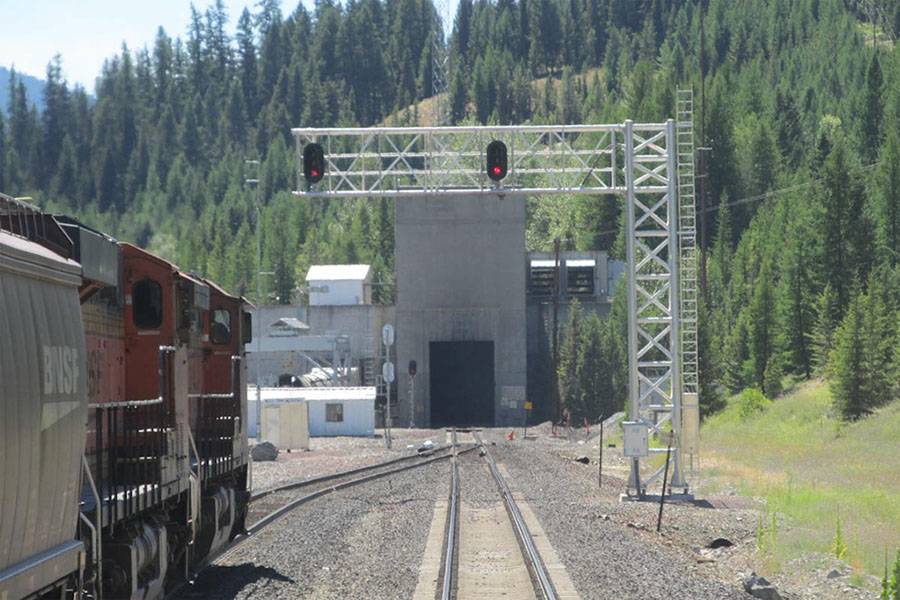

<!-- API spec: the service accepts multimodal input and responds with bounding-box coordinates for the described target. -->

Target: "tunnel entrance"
[430,341,495,427]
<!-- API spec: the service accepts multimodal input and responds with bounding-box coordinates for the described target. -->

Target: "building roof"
[306,264,371,282]
[250,386,376,403]
[270,317,310,331]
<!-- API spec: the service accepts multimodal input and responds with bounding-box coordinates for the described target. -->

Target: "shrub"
[737,388,771,420]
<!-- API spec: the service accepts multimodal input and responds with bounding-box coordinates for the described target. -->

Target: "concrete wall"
[307,304,395,359]
[246,304,395,387]
[395,194,527,427]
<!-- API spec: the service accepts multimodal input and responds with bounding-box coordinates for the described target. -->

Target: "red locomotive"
[0,194,252,600]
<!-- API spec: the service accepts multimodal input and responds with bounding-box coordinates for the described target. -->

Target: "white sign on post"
[382,361,395,383]
[382,324,394,347]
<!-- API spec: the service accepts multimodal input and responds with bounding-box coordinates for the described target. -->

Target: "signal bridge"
[292,117,698,497]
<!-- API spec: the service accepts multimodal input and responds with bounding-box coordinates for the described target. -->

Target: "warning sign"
[524,401,533,411]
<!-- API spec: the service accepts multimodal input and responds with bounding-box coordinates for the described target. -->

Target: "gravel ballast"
[185,459,449,599]
[480,433,748,600]
[250,429,448,493]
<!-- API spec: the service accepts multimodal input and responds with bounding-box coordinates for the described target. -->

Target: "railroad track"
[437,430,558,600]
[172,442,476,599]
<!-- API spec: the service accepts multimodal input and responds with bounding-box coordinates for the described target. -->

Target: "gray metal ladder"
[676,89,699,401]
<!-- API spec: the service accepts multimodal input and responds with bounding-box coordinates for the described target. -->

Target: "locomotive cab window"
[211,309,232,344]
[133,279,163,328]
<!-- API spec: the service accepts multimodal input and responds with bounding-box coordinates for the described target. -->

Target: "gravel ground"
[250,428,447,493]
[185,459,449,599]
[494,424,882,599]
[479,430,749,600]
[195,426,874,599]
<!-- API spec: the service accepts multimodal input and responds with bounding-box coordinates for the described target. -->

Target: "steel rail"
[441,428,459,600]
[473,432,558,600]
[164,445,479,598]
[250,443,456,501]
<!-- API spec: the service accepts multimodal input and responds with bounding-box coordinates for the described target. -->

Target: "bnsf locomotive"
[0,193,253,599]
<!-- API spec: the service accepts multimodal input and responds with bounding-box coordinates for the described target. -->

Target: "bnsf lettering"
[43,345,80,395]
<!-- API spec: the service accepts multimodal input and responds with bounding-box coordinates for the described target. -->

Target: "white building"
[250,386,376,439]
[306,264,373,306]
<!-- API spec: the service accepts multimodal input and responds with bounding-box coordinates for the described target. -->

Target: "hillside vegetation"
[1,0,900,424]
[701,380,900,577]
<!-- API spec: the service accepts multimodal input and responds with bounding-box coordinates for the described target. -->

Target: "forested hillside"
[0,67,44,116]
[1,0,899,420]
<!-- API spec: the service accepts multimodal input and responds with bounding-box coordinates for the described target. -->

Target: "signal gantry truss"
[291,124,675,198]
[292,121,695,495]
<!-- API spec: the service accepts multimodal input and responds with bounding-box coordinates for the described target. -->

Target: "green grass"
[700,380,900,578]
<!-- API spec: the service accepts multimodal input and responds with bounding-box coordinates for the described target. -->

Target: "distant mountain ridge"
[0,66,45,115]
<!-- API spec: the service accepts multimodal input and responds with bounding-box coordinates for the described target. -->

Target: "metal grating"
[291,124,675,198]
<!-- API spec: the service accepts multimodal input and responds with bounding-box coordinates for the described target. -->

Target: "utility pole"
[246,159,262,440]
[551,237,561,424]
[699,0,708,299]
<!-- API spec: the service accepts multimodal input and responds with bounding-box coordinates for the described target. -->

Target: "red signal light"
[486,140,508,181]
[303,143,325,184]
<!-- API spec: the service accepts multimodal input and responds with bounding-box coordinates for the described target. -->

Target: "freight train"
[0,193,253,599]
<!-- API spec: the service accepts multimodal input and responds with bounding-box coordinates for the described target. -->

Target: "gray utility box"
[622,421,649,458]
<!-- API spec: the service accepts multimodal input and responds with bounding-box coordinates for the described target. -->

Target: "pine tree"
[558,299,583,418]
[698,296,726,416]
[40,55,69,185]
[820,138,866,315]
[861,52,884,161]
[776,202,817,379]
[813,283,841,374]
[831,294,869,420]
[873,132,900,267]
[862,270,895,410]
[749,260,777,393]
[236,8,258,116]
[449,66,467,123]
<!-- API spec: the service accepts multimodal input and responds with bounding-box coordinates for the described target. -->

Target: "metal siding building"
[250,387,376,438]
[306,264,373,306]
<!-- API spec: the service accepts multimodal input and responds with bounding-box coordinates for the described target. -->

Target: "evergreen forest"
[2,0,900,422]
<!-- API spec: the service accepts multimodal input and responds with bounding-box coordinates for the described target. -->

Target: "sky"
[1,0,293,93]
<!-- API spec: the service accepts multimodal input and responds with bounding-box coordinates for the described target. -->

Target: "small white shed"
[249,386,376,438]
[306,264,373,306]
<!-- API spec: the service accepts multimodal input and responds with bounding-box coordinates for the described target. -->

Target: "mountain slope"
[0,66,44,114]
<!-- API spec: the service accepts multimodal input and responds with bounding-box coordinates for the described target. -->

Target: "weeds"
[832,508,848,560]
[757,499,779,556]
[881,547,900,600]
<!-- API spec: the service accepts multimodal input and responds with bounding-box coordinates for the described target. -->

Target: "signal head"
[486,140,508,182]
[303,143,325,184]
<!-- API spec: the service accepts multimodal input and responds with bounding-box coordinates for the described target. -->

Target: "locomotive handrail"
[88,398,163,409]
[82,455,103,599]
[187,393,234,400]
